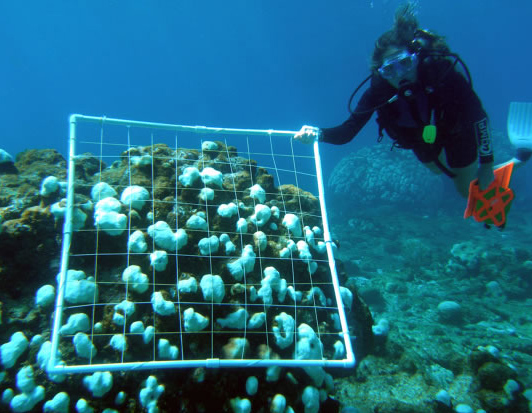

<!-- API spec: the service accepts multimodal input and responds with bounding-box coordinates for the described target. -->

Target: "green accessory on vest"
[422,109,437,144]
[422,124,437,144]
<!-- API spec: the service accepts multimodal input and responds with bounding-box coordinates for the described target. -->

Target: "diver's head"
[371,4,418,70]
[371,3,420,89]
[378,47,418,89]
[370,3,449,88]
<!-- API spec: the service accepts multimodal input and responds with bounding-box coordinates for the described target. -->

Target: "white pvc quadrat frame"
[48,114,355,374]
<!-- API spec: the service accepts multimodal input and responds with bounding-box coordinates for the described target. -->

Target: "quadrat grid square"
[49,115,354,374]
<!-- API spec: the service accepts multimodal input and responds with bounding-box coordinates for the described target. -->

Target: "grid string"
[49,114,354,374]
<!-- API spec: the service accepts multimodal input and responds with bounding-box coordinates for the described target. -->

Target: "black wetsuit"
[321,57,494,170]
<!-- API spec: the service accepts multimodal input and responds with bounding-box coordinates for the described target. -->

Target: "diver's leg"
[421,161,443,174]
[422,149,448,175]
[443,133,479,198]
[450,161,478,198]
[418,149,445,174]
[433,147,476,198]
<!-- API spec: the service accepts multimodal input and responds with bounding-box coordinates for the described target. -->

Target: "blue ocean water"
[1,0,531,188]
[0,2,529,139]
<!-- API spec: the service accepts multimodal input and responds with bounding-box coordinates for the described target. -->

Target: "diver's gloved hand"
[294,125,322,144]
[478,163,495,191]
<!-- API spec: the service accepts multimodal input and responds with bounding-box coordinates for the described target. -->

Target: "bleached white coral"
[130,154,152,167]
[201,141,218,151]
[220,233,236,255]
[178,166,200,187]
[83,371,113,398]
[184,308,209,332]
[296,241,312,263]
[122,265,149,294]
[339,286,353,312]
[140,375,165,413]
[128,230,147,253]
[245,376,258,396]
[333,340,346,359]
[94,197,127,236]
[158,339,178,360]
[306,287,326,307]
[287,286,303,302]
[198,235,219,255]
[60,313,90,335]
[91,182,117,201]
[247,312,266,329]
[227,245,256,281]
[236,218,248,233]
[282,214,302,237]
[1,332,29,369]
[222,338,249,359]
[253,231,267,252]
[270,394,286,413]
[230,397,252,413]
[110,334,127,352]
[250,204,271,227]
[60,270,98,305]
[257,267,287,306]
[120,186,150,210]
[147,221,187,251]
[272,312,295,349]
[295,324,325,387]
[302,386,320,413]
[178,276,197,294]
[271,206,280,219]
[10,366,45,411]
[297,241,318,274]
[150,292,175,316]
[130,321,145,334]
[304,226,316,249]
[40,176,60,196]
[199,274,225,303]
[217,308,249,329]
[199,187,215,201]
[217,202,238,218]
[186,215,208,230]
[113,300,135,326]
[249,184,266,203]
[200,167,223,188]
[150,250,168,272]
[73,333,97,359]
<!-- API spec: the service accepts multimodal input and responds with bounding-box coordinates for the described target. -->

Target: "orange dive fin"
[464,162,515,228]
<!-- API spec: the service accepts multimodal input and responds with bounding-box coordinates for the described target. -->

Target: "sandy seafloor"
[329,201,532,412]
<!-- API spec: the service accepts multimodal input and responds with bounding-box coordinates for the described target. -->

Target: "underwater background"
[1,1,532,412]
[2,0,532,163]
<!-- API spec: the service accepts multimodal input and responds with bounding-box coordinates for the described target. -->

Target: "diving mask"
[378,51,418,82]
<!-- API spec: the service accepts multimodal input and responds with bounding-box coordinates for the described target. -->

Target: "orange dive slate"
[464,162,515,228]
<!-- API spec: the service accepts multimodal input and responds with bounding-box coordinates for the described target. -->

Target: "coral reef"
[327,143,445,208]
[2,136,531,412]
[0,143,371,413]
[333,203,532,413]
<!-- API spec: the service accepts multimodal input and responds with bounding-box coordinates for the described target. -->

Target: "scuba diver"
[295,4,531,201]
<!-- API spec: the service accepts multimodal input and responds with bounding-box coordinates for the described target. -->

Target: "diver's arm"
[473,116,495,189]
[294,88,376,145]
[320,90,375,145]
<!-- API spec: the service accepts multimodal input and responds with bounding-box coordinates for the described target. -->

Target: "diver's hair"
[370,3,449,71]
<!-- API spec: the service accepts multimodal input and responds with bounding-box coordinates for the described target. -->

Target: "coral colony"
[0,140,351,413]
